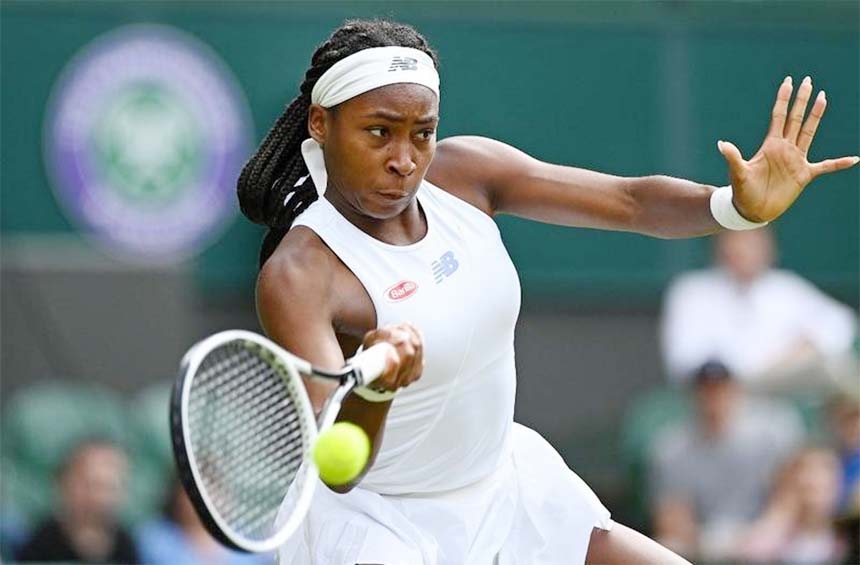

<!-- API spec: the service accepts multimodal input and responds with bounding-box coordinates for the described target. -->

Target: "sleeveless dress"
[276,141,611,564]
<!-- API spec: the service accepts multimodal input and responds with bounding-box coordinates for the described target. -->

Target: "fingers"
[797,90,826,155]
[784,76,813,142]
[809,155,860,179]
[717,139,745,170]
[361,322,424,391]
[767,76,793,138]
[393,324,423,387]
[767,75,831,155]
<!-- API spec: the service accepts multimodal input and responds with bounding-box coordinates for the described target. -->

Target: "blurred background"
[1,1,858,563]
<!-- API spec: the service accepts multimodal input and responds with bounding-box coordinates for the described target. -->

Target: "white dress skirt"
[277,423,612,565]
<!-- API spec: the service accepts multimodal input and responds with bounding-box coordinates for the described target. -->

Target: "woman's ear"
[308,104,327,146]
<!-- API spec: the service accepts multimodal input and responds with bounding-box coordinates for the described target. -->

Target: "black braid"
[236,19,439,267]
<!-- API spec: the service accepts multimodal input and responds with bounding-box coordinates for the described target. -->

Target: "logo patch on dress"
[385,280,419,302]
[432,251,459,283]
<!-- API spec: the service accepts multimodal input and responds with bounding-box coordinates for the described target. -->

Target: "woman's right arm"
[256,231,423,493]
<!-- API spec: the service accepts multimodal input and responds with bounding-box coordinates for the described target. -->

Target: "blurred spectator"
[835,510,859,565]
[649,360,804,561]
[0,505,28,562]
[739,446,846,564]
[660,227,856,388]
[135,477,271,565]
[16,437,140,563]
[828,393,860,513]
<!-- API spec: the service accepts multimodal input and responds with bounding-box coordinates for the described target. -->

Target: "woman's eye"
[368,127,386,138]
[417,129,435,141]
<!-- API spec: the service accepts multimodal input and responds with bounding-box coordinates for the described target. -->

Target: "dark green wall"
[2,1,857,305]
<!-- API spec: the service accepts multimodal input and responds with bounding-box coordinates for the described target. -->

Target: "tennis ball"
[312,422,371,486]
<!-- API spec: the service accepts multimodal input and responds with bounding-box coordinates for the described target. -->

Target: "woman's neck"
[325,191,427,245]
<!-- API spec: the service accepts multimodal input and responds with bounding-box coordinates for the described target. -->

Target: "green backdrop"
[2,1,857,306]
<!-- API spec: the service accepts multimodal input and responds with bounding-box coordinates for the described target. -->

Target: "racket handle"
[351,342,395,386]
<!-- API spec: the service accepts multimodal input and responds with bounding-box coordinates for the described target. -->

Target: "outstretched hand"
[718,76,859,223]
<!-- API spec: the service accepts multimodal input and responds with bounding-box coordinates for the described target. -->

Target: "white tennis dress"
[277,142,611,564]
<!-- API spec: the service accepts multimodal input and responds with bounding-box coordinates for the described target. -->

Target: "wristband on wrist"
[709,185,769,231]
[351,385,396,402]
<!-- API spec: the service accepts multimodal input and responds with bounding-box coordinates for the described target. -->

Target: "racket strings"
[187,343,308,542]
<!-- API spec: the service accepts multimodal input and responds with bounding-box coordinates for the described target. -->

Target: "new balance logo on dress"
[432,251,459,283]
[388,56,418,72]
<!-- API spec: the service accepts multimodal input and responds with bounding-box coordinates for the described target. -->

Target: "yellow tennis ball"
[312,422,371,486]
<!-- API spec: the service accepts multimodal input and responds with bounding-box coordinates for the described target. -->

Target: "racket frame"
[170,329,360,553]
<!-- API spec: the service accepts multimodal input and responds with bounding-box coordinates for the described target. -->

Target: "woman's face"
[309,83,439,220]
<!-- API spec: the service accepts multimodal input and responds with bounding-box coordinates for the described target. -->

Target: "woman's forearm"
[328,394,393,493]
[626,175,722,239]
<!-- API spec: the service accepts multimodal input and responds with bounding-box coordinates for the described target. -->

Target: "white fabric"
[709,185,769,230]
[660,268,857,382]
[311,46,439,108]
[293,173,519,494]
[278,424,612,564]
[301,139,327,196]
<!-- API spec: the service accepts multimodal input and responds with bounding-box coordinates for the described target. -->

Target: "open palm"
[718,76,859,223]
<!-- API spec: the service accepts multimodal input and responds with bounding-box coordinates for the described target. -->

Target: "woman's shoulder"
[427,136,499,216]
[429,135,505,181]
[433,134,508,156]
[257,225,375,350]
[258,227,339,306]
[428,136,536,216]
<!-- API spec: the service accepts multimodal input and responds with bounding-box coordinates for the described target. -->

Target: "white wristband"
[352,385,396,402]
[709,185,769,231]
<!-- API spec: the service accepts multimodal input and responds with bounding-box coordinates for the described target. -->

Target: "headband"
[311,46,439,108]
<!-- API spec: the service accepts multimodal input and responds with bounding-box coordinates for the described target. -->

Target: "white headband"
[311,46,439,108]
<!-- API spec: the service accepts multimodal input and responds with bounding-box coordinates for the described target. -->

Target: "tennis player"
[237,20,858,564]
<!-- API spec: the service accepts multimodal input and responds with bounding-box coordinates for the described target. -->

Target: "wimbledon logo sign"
[44,24,253,263]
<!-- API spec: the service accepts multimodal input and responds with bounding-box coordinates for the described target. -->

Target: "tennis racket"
[169,329,393,553]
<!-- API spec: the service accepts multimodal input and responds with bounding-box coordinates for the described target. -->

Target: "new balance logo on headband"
[388,56,418,72]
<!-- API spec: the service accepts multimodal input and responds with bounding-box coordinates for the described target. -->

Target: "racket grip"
[351,342,395,386]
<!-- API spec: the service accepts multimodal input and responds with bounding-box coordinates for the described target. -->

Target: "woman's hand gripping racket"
[169,329,395,553]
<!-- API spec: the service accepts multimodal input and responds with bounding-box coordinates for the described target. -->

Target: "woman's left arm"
[433,76,857,239]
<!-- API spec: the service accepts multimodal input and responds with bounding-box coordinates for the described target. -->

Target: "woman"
[237,19,856,564]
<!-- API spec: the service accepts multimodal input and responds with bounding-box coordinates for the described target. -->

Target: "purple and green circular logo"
[44,24,253,263]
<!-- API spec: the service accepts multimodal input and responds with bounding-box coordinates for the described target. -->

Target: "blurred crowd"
[1,228,857,565]
[0,383,274,564]
[648,228,859,564]
[2,437,272,565]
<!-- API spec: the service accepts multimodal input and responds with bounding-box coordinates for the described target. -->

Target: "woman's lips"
[377,191,409,200]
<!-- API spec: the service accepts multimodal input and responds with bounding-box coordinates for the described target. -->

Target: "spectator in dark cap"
[649,360,805,562]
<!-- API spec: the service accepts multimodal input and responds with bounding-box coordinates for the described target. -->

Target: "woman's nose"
[387,143,417,176]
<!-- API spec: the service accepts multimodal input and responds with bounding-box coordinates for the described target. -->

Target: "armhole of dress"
[289,221,382,333]
[421,179,501,235]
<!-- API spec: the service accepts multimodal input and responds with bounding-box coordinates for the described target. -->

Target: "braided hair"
[237,19,438,267]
